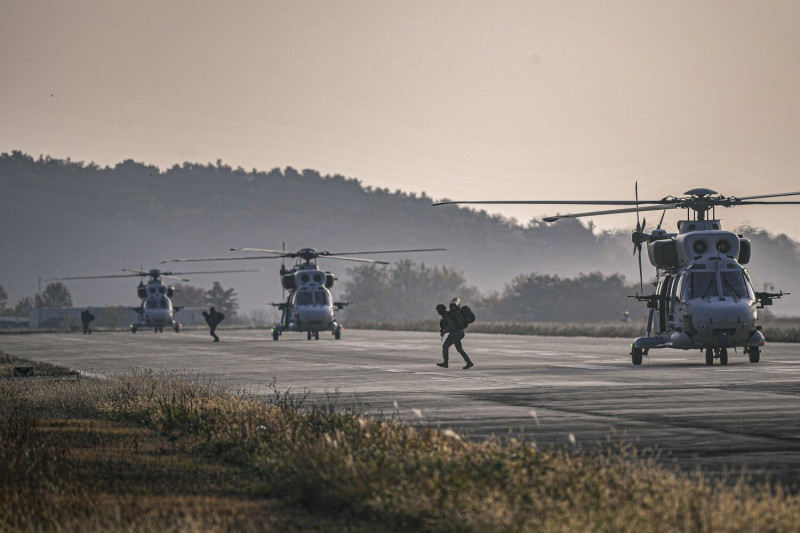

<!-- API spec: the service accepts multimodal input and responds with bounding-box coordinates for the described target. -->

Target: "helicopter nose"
[690,300,756,345]
[147,309,171,323]
[297,306,333,325]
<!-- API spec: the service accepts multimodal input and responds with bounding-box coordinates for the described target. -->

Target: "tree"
[341,264,390,321]
[205,282,239,317]
[342,261,479,322]
[483,271,634,322]
[172,283,208,307]
[35,282,73,308]
[0,284,7,309]
[14,296,33,315]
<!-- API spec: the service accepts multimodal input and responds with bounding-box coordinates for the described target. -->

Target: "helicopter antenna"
[657,209,667,229]
[281,241,286,302]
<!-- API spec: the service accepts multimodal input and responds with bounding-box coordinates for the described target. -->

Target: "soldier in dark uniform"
[80,309,95,335]
[202,307,225,342]
[436,298,474,370]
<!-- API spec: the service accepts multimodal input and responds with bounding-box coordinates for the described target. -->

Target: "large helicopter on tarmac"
[436,187,800,366]
[164,246,445,340]
[50,268,257,333]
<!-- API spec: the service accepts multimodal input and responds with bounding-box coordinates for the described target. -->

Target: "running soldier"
[436,297,474,370]
[202,307,225,342]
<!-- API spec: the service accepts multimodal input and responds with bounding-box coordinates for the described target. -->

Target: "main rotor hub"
[684,188,718,198]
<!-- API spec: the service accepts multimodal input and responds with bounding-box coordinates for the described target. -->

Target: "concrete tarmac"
[3,328,800,488]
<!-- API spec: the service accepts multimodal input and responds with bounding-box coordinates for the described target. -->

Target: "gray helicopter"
[50,268,257,333]
[436,187,800,365]
[164,247,445,340]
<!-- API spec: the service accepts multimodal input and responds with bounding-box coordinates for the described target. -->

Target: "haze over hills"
[3,151,800,317]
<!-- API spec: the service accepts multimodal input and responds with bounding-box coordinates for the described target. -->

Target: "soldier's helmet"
[449,297,461,308]
[435,303,447,313]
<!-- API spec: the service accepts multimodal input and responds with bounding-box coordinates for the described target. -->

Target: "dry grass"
[2,351,800,531]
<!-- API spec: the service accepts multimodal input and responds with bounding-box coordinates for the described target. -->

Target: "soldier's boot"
[463,358,474,370]
[437,356,448,368]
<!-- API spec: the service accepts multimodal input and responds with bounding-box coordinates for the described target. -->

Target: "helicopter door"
[656,275,673,333]
[672,273,685,318]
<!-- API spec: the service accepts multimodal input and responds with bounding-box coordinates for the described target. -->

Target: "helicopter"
[436,187,800,365]
[164,246,445,340]
[50,268,257,333]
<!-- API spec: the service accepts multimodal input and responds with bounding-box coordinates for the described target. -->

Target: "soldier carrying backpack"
[435,297,475,370]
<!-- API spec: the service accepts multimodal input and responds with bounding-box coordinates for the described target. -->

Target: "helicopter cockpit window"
[295,291,313,306]
[721,271,754,299]
[686,272,719,299]
[313,290,329,305]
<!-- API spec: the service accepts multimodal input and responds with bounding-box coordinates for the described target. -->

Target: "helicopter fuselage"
[631,224,769,363]
[271,262,344,340]
[437,187,796,365]
[131,278,182,333]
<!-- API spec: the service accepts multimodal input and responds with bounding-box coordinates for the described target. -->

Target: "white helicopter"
[436,187,800,365]
[51,268,257,333]
[164,247,445,340]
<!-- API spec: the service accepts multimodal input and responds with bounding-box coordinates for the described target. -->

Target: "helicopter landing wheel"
[272,331,279,341]
[719,348,728,366]
[334,330,341,340]
[131,326,137,334]
[307,331,312,340]
[631,347,643,365]
[747,346,761,363]
[705,348,714,366]
[314,331,320,340]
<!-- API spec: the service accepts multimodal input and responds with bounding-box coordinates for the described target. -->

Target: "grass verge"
[2,351,800,531]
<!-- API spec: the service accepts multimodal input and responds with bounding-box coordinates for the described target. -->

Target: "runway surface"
[3,328,800,488]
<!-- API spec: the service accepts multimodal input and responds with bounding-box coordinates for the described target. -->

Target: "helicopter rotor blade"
[168,269,261,276]
[320,248,447,256]
[434,199,665,207]
[732,200,800,205]
[736,191,800,201]
[121,268,149,276]
[319,256,390,264]
[633,182,641,257]
[45,273,141,281]
[657,209,667,229]
[637,216,645,292]
[158,274,191,282]
[230,248,289,255]
[543,204,677,222]
[162,255,284,263]
[637,248,644,293]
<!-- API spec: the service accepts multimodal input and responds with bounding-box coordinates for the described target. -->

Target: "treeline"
[342,261,639,323]
[3,151,800,316]
[0,151,635,313]
[0,281,241,319]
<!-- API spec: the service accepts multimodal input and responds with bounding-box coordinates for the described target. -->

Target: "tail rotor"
[632,182,645,292]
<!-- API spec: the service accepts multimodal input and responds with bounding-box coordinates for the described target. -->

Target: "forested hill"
[2,151,799,315]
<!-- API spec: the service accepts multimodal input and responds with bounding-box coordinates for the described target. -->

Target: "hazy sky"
[4,1,800,239]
